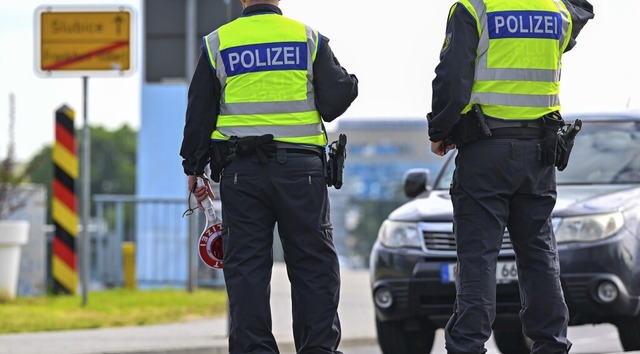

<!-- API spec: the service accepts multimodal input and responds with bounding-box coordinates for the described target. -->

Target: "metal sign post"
[81,76,89,306]
[34,5,136,305]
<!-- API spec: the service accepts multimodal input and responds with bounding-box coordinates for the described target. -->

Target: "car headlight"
[378,220,422,248]
[555,212,624,243]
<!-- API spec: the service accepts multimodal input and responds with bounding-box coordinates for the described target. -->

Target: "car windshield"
[434,119,640,189]
[557,121,640,184]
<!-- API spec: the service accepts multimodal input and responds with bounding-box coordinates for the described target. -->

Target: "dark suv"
[369,112,640,354]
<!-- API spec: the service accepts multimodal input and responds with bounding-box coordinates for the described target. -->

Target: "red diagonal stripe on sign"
[56,123,76,154]
[54,179,77,213]
[53,237,77,271]
[43,41,129,70]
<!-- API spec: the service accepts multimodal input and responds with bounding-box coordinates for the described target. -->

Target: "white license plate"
[496,261,518,283]
[440,263,457,283]
[441,261,518,283]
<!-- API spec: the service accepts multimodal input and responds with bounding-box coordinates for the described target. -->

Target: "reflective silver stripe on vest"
[221,96,317,115]
[553,0,572,51]
[305,25,317,83]
[218,123,323,138]
[204,32,225,83]
[469,0,489,59]
[476,67,561,82]
[471,91,560,107]
[469,0,568,83]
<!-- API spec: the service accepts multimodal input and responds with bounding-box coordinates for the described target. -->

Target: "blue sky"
[1,0,638,161]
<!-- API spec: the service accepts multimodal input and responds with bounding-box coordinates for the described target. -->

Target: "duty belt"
[225,136,323,156]
[485,118,544,129]
[484,118,545,139]
[274,142,324,156]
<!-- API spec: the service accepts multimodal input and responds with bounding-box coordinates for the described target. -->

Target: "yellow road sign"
[35,6,135,76]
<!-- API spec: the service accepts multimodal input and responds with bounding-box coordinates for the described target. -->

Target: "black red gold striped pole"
[52,105,78,294]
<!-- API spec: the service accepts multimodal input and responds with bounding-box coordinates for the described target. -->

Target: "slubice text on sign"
[38,10,131,72]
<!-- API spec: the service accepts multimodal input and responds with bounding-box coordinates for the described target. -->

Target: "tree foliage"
[26,124,137,222]
[85,125,137,195]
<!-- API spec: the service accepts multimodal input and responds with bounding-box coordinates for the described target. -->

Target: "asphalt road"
[284,323,626,354]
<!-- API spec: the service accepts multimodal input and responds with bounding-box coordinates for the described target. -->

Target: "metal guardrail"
[43,191,381,292]
[90,194,224,290]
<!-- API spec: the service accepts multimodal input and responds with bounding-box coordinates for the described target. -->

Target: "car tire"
[617,316,640,351]
[375,317,435,354]
[493,328,532,354]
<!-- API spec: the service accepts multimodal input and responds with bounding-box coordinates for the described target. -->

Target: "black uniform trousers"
[219,149,343,354]
[445,138,572,354]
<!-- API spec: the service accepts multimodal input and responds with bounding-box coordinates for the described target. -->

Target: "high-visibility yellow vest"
[203,13,326,146]
[456,0,573,120]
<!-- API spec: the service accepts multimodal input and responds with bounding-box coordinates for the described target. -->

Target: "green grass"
[0,288,227,334]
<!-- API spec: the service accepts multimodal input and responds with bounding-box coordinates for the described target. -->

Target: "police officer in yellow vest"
[179,0,358,353]
[427,0,593,353]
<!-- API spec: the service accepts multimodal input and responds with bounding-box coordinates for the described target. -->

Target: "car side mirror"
[403,168,430,199]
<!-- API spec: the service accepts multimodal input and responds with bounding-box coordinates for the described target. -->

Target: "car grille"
[422,231,513,251]
[563,277,590,306]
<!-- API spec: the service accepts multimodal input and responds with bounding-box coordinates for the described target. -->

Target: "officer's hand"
[431,141,455,156]
[187,175,216,210]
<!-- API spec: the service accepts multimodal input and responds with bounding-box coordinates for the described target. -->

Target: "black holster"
[555,119,582,171]
[555,137,571,170]
[326,134,347,189]
[542,127,561,167]
[450,115,480,148]
[231,134,276,163]
[449,106,491,148]
[540,113,566,168]
[209,142,232,183]
[209,135,278,182]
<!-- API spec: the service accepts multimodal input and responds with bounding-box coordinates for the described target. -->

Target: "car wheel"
[617,315,640,351]
[375,317,435,354]
[493,328,532,354]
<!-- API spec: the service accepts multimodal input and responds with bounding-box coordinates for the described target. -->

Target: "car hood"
[389,191,454,221]
[553,184,640,216]
[389,184,640,222]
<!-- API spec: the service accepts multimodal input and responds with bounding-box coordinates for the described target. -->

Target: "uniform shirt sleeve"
[428,4,478,142]
[561,0,595,52]
[313,34,359,122]
[179,50,221,175]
